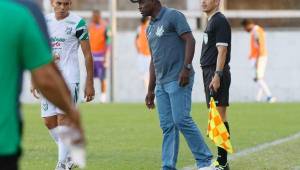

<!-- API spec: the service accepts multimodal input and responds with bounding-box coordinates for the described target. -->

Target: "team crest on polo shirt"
[203,33,208,44]
[42,103,48,111]
[156,25,164,37]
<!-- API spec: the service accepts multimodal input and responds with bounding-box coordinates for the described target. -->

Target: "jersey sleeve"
[21,4,52,70]
[76,19,89,40]
[170,10,191,36]
[215,18,231,47]
[105,26,112,45]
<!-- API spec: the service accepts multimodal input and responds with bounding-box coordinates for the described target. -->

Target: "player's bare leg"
[100,80,107,103]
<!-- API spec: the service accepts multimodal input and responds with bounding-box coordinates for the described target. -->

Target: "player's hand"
[209,74,221,92]
[253,77,258,82]
[84,82,95,102]
[104,60,109,68]
[53,53,60,63]
[58,109,86,168]
[179,68,190,87]
[30,86,40,99]
[145,91,155,110]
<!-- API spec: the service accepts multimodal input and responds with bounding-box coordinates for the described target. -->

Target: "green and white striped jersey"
[46,12,89,83]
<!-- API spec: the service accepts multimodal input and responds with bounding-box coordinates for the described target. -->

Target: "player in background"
[135,16,151,92]
[89,9,111,103]
[0,1,84,170]
[31,0,94,169]
[241,19,276,103]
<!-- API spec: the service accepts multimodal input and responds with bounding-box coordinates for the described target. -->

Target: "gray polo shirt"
[147,7,194,85]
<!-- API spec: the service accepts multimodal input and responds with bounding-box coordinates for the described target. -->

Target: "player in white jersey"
[31,0,94,169]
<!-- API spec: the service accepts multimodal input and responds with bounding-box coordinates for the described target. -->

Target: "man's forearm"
[216,46,228,71]
[181,33,195,65]
[148,58,156,93]
[31,62,75,114]
[85,55,94,84]
[184,36,195,65]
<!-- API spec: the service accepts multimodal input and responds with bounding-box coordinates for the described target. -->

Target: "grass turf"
[20,103,300,170]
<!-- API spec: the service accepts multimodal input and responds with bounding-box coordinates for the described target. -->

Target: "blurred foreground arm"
[31,62,83,133]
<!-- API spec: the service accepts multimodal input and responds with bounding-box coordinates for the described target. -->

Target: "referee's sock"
[217,121,230,166]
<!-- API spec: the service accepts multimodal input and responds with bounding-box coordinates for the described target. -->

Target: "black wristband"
[215,70,223,78]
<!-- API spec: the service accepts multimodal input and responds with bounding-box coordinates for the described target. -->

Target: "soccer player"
[0,1,84,170]
[31,0,94,169]
[88,9,111,103]
[131,0,213,170]
[241,19,276,103]
[200,0,232,169]
[135,16,151,91]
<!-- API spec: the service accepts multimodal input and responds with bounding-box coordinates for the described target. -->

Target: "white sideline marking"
[181,132,300,170]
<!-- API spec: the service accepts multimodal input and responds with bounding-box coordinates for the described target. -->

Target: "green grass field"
[20,103,300,170]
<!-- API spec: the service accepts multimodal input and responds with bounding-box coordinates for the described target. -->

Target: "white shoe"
[55,161,66,170]
[100,94,107,103]
[267,96,277,103]
[66,156,79,170]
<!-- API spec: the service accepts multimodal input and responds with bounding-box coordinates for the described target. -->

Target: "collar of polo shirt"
[151,7,166,21]
[208,10,220,21]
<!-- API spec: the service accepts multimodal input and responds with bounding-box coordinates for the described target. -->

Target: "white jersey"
[46,13,89,83]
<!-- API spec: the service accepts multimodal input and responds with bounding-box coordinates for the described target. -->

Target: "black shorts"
[0,153,20,170]
[202,65,231,108]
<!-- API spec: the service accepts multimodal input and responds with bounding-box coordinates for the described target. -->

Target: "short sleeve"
[170,10,191,36]
[105,27,112,45]
[21,8,52,70]
[76,19,89,40]
[136,26,141,34]
[215,18,231,47]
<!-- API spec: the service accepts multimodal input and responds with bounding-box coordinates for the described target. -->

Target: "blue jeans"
[155,76,213,170]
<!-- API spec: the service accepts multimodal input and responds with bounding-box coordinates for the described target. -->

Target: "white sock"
[58,127,70,163]
[258,79,272,97]
[49,127,59,144]
[101,93,107,102]
[256,88,264,101]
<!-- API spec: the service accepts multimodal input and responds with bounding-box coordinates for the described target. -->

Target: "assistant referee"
[200,0,232,170]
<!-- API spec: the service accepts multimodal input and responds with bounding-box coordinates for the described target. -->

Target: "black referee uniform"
[201,12,231,108]
[200,11,232,169]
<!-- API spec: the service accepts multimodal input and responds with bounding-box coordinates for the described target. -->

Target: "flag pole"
[109,0,117,102]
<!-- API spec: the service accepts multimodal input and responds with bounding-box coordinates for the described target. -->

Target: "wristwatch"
[184,64,192,71]
[215,70,223,78]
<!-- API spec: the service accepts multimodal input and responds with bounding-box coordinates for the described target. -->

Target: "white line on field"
[181,131,300,170]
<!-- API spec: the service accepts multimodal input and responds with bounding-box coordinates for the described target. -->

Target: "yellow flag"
[207,97,233,153]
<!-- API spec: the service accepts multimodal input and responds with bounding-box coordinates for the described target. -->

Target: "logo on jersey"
[156,25,164,37]
[65,27,73,35]
[50,37,66,42]
[203,33,208,44]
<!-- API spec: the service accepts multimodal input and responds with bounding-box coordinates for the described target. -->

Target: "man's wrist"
[215,70,223,78]
[147,90,155,95]
[86,79,94,85]
[184,63,192,71]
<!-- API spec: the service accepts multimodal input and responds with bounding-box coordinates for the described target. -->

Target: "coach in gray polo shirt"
[131,0,213,170]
